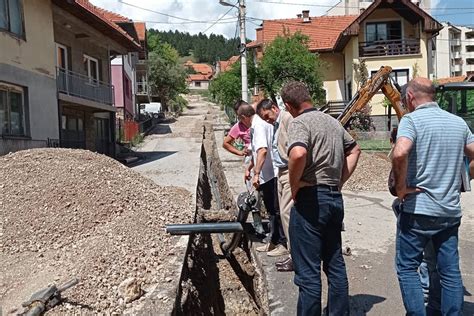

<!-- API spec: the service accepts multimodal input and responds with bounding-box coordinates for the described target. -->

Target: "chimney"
[302,10,310,22]
[360,8,365,14]
[297,13,302,18]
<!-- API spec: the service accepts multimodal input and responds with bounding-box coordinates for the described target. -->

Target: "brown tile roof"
[134,22,146,42]
[219,55,240,72]
[251,15,358,52]
[436,75,468,85]
[54,0,141,50]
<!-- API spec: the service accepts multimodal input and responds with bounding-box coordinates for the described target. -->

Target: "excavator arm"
[337,65,407,126]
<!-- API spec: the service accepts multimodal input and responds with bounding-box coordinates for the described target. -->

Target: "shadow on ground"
[349,294,386,315]
[126,151,177,167]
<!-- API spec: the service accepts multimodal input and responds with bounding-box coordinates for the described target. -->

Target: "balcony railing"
[57,68,114,105]
[450,38,461,46]
[359,39,420,57]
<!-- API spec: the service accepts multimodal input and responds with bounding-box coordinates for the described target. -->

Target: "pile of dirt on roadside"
[344,151,392,191]
[0,148,193,314]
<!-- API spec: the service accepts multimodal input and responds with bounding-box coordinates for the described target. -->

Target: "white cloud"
[90,0,339,38]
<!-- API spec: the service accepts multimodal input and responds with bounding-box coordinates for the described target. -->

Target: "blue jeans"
[259,177,286,246]
[396,212,463,316]
[393,200,441,311]
[290,186,349,316]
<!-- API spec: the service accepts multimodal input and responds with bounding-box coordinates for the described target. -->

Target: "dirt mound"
[0,148,193,314]
[344,151,392,191]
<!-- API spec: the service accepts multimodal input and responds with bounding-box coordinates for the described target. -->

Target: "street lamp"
[219,0,248,103]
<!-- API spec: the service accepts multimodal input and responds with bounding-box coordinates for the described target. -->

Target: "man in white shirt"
[244,102,287,256]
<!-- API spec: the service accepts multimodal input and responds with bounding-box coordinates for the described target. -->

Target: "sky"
[89,0,474,39]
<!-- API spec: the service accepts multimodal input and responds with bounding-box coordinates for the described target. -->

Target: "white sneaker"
[256,243,276,252]
[267,244,289,257]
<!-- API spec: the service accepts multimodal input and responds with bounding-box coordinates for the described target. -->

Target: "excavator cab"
[436,82,474,131]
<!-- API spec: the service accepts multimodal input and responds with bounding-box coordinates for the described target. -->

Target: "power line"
[202,3,237,34]
[250,0,474,11]
[118,0,236,23]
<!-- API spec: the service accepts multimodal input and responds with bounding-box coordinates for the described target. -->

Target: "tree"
[208,58,256,110]
[353,59,368,89]
[148,43,187,112]
[350,59,374,131]
[257,32,325,104]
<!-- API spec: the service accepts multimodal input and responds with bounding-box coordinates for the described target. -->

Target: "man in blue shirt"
[392,77,474,315]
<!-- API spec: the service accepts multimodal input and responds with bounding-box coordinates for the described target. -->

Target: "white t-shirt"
[250,115,277,185]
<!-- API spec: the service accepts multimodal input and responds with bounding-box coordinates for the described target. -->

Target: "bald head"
[405,77,436,111]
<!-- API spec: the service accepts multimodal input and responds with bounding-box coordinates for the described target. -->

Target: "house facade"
[248,0,442,130]
[0,0,58,155]
[185,61,213,90]
[435,22,474,78]
[52,0,140,156]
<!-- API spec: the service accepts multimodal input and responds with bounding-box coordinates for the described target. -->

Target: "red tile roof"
[187,74,212,82]
[94,7,131,23]
[250,15,357,52]
[134,22,146,42]
[185,61,213,75]
[218,55,240,72]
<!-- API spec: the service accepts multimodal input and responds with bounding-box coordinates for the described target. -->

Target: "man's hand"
[291,186,299,201]
[252,173,260,189]
[396,186,422,201]
[244,168,251,183]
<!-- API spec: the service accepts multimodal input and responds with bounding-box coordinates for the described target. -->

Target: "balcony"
[136,81,149,96]
[450,38,461,46]
[359,39,420,57]
[57,68,114,105]
[452,51,461,59]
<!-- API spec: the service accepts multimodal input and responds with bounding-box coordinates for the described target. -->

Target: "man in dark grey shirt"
[282,81,361,316]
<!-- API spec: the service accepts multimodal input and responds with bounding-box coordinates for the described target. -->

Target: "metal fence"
[359,39,420,57]
[56,68,114,105]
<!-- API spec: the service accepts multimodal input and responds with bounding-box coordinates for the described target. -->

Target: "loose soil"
[0,148,193,314]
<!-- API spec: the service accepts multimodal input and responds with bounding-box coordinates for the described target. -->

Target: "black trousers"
[259,177,286,246]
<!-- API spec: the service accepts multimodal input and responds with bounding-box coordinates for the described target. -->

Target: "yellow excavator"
[336,65,407,127]
[338,66,472,192]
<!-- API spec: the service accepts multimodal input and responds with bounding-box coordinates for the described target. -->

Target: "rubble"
[0,148,193,314]
[344,151,392,191]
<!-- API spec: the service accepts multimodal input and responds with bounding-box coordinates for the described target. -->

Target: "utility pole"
[239,0,248,102]
[219,0,248,102]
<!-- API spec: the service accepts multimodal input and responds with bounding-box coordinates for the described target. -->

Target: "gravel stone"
[0,148,193,314]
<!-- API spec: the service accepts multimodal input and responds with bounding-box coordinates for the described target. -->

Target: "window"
[195,81,201,87]
[0,0,24,38]
[366,21,401,43]
[83,54,99,83]
[56,44,68,70]
[0,82,25,136]
[371,68,409,86]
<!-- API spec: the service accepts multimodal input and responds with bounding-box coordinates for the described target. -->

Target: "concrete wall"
[0,0,58,155]
[0,0,56,78]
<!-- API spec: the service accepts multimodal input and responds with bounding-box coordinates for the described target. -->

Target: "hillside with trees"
[148,29,240,64]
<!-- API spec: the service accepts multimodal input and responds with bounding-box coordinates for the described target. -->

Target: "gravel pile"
[0,148,193,314]
[344,151,392,191]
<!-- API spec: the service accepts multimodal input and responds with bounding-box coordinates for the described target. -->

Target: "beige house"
[248,0,442,130]
[0,0,58,154]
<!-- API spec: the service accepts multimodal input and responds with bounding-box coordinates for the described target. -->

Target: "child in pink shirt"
[222,104,254,157]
